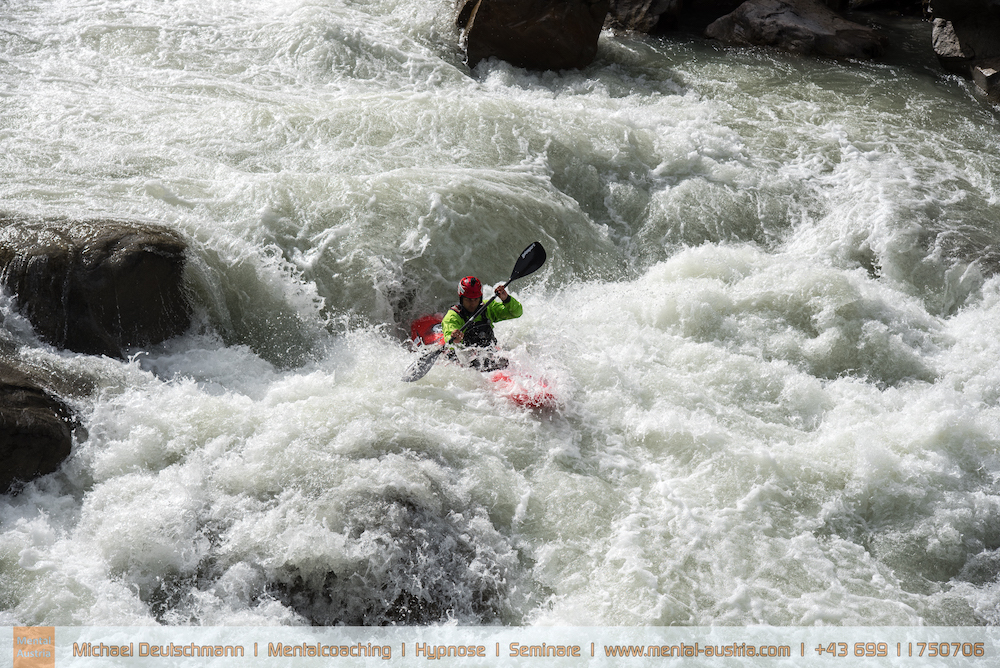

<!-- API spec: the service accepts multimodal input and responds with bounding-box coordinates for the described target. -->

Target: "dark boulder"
[930,0,1000,100]
[606,0,683,32]
[456,0,611,70]
[705,0,888,59]
[0,215,192,358]
[683,0,751,28]
[0,360,74,494]
[931,0,1000,59]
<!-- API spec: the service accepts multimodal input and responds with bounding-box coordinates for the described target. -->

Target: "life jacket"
[450,303,496,347]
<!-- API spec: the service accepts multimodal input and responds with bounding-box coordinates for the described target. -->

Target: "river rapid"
[3,0,1000,628]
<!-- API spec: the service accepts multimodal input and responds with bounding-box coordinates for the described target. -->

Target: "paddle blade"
[401,345,446,382]
[509,241,546,282]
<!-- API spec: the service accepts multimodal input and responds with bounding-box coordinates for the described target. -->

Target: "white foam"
[4,0,1000,628]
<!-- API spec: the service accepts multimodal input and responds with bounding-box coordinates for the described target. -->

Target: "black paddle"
[401,241,547,382]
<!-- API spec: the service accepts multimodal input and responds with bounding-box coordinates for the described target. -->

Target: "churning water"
[3,0,1000,628]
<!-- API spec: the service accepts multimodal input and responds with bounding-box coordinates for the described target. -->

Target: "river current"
[3,0,1000,628]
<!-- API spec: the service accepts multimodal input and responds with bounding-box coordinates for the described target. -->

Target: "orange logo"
[13,627,55,668]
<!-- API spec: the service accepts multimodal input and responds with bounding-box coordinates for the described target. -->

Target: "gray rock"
[933,18,980,75]
[0,215,192,358]
[930,0,1000,100]
[930,1,1000,63]
[705,0,887,59]
[972,58,1000,100]
[456,0,611,70]
[0,360,74,494]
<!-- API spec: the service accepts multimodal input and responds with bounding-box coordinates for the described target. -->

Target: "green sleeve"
[440,309,465,344]
[487,295,522,323]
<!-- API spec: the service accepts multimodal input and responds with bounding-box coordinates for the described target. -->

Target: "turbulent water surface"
[3,0,1000,627]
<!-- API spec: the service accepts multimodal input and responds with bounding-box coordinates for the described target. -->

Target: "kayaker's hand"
[495,285,509,302]
[450,330,464,343]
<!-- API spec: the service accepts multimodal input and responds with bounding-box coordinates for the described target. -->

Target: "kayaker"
[441,275,522,370]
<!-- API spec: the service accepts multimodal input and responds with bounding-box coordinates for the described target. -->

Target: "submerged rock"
[705,0,887,59]
[0,215,192,358]
[268,497,528,625]
[0,360,74,495]
[456,0,610,70]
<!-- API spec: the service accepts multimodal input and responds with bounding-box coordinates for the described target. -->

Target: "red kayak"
[410,313,445,345]
[487,369,557,409]
[409,314,557,409]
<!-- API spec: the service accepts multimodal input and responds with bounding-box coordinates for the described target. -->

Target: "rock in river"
[456,0,610,70]
[0,215,192,358]
[0,359,74,495]
[705,0,887,60]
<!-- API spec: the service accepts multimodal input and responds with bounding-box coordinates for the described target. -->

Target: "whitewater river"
[3,0,1000,630]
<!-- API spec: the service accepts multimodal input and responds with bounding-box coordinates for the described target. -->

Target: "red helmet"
[458,276,482,299]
